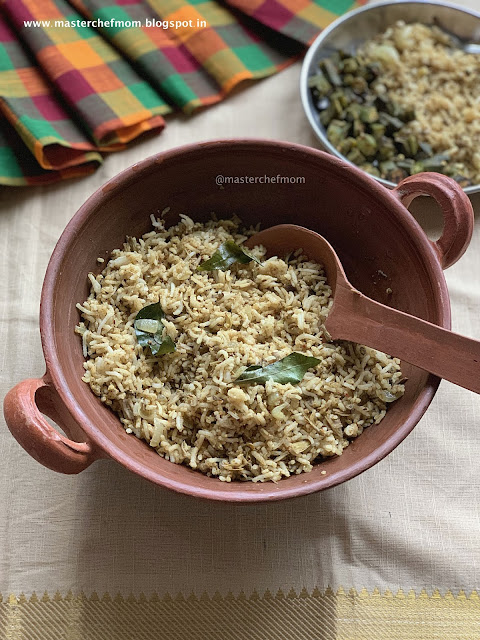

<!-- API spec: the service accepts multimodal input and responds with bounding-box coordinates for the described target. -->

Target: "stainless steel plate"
[300,0,480,194]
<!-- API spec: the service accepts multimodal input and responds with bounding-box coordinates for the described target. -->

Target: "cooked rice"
[76,215,404,482]
[359,21,480,183]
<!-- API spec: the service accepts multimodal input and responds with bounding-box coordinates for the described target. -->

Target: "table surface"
[1,1,479,635]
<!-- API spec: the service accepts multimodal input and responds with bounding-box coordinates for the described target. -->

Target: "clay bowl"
[3,140,474,502]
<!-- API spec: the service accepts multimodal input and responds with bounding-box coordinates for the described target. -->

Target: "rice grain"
[76,215,404,482]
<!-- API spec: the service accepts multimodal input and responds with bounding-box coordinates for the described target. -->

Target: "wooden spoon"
[245,224,480,394]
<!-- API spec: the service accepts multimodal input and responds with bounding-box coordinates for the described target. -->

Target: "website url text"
[23,18,207,29]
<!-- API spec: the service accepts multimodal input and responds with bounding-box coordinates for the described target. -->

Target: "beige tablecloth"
[1,2,480,637]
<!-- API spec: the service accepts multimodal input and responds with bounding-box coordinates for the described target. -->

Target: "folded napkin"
[0,0,365,186]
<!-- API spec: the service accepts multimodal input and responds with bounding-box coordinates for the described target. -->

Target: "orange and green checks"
[0,0,365,186]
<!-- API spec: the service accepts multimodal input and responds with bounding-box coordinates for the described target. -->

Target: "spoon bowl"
[245,224,344,295]
[432,17,480,54]
[247,224,480,395]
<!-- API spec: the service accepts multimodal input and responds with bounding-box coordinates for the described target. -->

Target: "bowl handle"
[3,377,100,474]
[393,172,474,269]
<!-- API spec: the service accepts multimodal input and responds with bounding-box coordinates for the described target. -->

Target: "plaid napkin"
[0,0,365,186]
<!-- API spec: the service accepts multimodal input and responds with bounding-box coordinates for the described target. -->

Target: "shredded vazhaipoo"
[360,21,480,183]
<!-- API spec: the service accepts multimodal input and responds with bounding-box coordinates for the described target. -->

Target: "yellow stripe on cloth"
[297,4,337,32]
[1,589,479,639]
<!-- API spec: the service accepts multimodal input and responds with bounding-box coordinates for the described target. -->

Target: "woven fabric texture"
[1,56,480,629]
[1,0,480,635]
[1,590,479,640]
[0,0,363,185]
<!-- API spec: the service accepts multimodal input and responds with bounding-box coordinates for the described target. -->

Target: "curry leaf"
[134,302,175,356]
[235,353,320,385]
[197,241,261,272]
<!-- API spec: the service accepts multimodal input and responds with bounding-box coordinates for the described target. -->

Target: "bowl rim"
[40,138,449,502]
[300,0,480,196]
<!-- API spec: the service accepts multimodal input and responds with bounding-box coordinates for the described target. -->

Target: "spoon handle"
[464,44,480,55]
[327,289,480,393]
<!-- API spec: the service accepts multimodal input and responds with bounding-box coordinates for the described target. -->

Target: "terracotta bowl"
[3,140,474,502]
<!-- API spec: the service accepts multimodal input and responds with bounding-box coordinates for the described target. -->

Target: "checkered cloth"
[0,0,365,186]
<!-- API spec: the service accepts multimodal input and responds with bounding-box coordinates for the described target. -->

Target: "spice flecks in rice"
[76,216,404,482]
